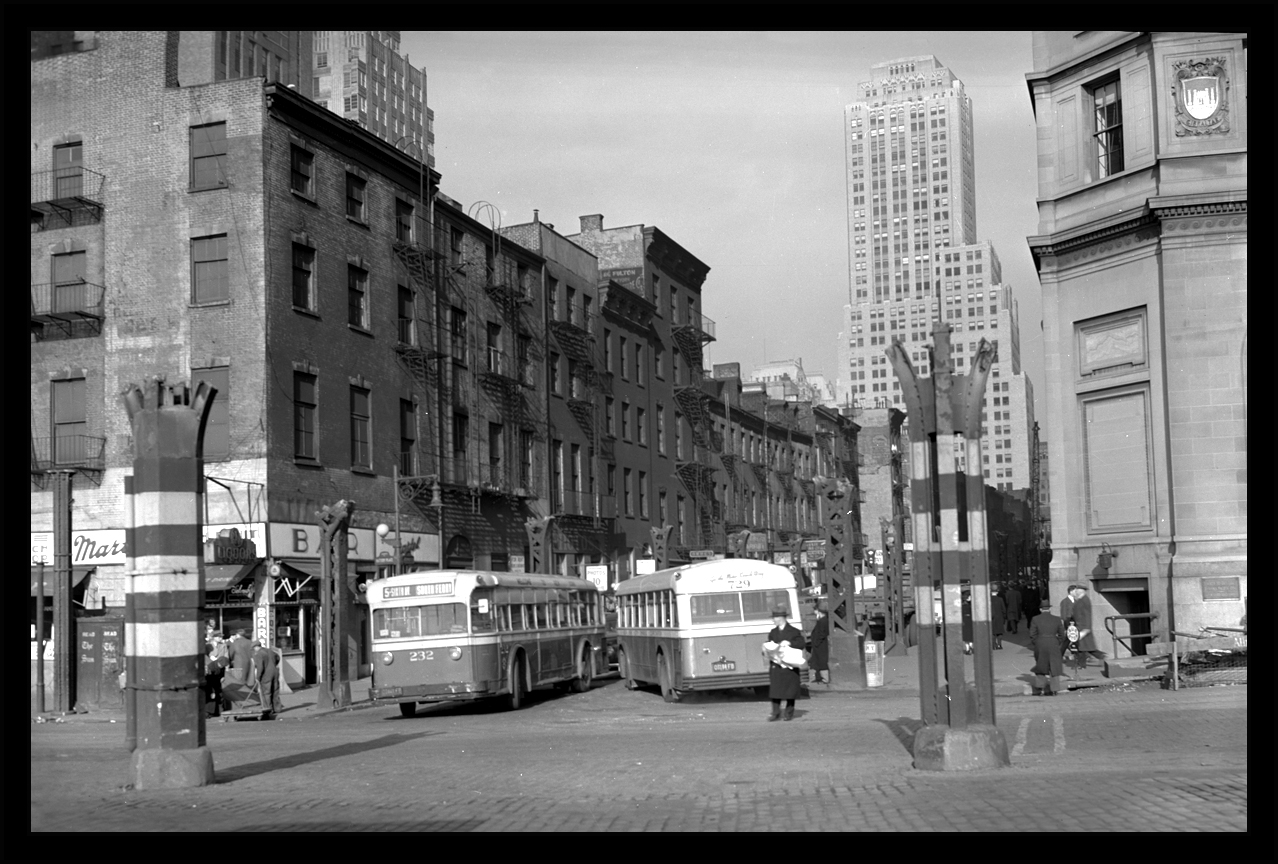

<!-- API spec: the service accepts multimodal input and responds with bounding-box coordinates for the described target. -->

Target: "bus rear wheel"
[507,655,525,711]
[658,653,680,703]
[572,644,594,693]
[399,702,417,718]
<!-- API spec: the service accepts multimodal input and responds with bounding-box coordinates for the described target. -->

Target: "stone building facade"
[1025,31,1247,651]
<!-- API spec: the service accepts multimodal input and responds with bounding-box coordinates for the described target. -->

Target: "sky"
[401,31,1044,417]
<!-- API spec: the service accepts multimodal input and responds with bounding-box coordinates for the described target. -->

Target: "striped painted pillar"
[121,378,216,789]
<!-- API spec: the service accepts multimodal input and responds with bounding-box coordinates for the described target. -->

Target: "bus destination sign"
[382,581,453,600]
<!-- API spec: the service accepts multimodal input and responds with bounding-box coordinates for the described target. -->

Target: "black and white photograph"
[30,30,1246,833]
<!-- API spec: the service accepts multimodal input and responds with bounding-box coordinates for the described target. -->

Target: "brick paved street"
[30,681,1245,832]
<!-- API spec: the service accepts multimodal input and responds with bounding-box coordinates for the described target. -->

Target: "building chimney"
[533,209,539,224]
[580,214,603,233]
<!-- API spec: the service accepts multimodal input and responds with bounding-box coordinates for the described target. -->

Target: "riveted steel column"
[961,341,998,725]
[816,477,863,687]
[526,516,553,574]
[888,338,941,725]
[317,500,354,710]
[120,378,216,789]
[50,469,75,713]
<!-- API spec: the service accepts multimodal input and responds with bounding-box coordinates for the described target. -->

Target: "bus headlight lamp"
[450,646,463,661]
[382,652,394,665]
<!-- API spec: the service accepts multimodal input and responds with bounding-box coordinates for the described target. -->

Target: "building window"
[637,407,647,446]
[1090,77,1124,179]
[294,373,317,460]
[635,343,645,386]
[623,468,634,516]
[191,367,230,459]
[550,352,562,395]
[621,400,631,440]
[290,145,314,197]
[399,399,416,476]
[349,387,371,469]
[398,201,422,246]
[656,405,666,454]
[192,235,229,304]
[488,423,504,482]
[292,244,315,310]
[51,378,87,465]
[53,140,85,198]
[619,337,628,380]
[347,265,369,329]
[654,345,665,379]
[638,471,648,518]
[520,430,534,488]
[604,329,614,372]
[51,250,87,313]
[606,397,616,437]
[346,173,366,221]
[397,286,415,345]
[190,123,227,190]
[450,307,467,363]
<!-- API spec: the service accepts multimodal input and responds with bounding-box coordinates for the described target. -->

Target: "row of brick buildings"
[30,31,865,685]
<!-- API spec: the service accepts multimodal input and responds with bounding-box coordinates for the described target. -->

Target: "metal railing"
[674,309,716,340]
[31,167,106,205]
[31,282,106,319]
[1103,612,1160,658]
[32,435,107,471]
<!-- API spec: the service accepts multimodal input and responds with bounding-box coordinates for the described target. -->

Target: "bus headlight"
[382,652,394,665]
[449,646,463,661]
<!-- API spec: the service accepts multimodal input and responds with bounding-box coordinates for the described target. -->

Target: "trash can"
[864,639,886,688]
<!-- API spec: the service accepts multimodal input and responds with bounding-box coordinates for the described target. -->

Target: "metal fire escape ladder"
[391,232,445,474]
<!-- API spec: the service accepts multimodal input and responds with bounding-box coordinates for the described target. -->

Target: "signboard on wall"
[509,555,526,574]
[31,530,126,567]
[585,565,608,591]
[269,523,439,565]
[636,559,657,576]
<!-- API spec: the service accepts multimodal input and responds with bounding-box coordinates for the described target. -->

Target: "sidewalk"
[819,625,1115,696]
[32,675,378,725]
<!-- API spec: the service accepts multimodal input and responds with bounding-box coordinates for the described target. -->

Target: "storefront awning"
[204,559,263,606]
[30,567,94,597]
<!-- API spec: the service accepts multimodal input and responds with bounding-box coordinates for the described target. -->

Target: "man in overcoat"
[1003,582,1022,634]
[1059,584,1076,622]
[251,640,281,715]
[1022,582,1041,629]
[807,604,830,684]
[766,605,805,721]
[1070,585,1104,670]
[227,629,254,684]
[1028,598,1066,696]
[990,588,1006,649]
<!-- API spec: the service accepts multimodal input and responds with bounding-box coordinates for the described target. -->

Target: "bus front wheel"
[399,702,417,718]
[508,655,525,710]
[658,653,680,703]
[572,644,594,693]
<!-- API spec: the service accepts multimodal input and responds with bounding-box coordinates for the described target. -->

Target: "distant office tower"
[312,31,434,167]
[837,57,1034,493]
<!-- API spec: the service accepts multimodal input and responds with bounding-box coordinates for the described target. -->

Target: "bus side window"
[535,603,547,630]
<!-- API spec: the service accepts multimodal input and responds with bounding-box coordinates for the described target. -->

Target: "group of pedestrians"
[203,622,284,717]
[1024,582,1105,696]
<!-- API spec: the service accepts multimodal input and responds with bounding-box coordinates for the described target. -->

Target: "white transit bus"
[612,559,807,701]
[366,570,606,716]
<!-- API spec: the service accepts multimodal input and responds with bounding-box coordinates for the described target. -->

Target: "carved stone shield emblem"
[1172,58,1230,136]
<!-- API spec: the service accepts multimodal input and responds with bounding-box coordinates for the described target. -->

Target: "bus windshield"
[374,603,468,638]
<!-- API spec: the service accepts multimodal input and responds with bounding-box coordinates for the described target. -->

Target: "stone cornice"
[1027,211,1158,261]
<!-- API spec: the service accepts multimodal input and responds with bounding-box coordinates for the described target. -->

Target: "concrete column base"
[912,723,1010,771]
[131,746,216,789]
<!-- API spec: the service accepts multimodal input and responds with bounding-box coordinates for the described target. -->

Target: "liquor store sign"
[32,522,267,568]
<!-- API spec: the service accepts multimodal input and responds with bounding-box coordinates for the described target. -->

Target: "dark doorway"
[1097,583,1151,656]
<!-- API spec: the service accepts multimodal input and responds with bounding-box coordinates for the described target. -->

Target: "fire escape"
[671,308,718,553]
[548,303,612,526]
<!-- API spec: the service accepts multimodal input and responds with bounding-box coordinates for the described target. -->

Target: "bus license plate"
[712,661,735,672]
[383,687,402,697]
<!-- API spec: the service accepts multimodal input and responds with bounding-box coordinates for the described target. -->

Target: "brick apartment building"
[30,31,551,684]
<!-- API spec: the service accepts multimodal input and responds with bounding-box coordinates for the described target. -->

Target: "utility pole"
[887,324,1009,771]
[120,377,217,788]
[50,469,75,713]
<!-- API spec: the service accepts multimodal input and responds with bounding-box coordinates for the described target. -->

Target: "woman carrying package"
[762,604,806,722]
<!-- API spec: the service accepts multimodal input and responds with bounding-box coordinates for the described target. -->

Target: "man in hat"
[226,628,254,684]
[765,604,806,721]
[1022,581,1042,631]
[1029,597,1066,696]
[1059,584,1077,622]
[251,639,280,716]
[1070,584,1104,670]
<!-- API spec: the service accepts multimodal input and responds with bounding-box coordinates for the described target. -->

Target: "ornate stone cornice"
[1149,200,1247,219]
[1028,212,1158,266]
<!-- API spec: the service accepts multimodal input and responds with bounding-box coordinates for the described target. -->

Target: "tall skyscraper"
[837,56,1034,493]
[312,31,434,167]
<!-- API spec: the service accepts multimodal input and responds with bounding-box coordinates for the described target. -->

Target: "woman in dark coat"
[808,605,830,684]
[961,590,974,654]
[990,590,1007,649]
[766,605,805,721]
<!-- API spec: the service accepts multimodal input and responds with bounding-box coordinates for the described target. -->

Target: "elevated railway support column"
[815,477,864,688]
[887,324,1008,771]
[317,500,355,710]
[120,377,217,789]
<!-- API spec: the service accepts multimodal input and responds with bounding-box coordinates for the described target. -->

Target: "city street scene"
[31,31,1246,833]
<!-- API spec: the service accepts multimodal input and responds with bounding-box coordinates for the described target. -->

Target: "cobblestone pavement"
[30,682,1245,832]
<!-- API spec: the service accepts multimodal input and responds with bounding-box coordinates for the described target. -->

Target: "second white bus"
[613,559,807,701]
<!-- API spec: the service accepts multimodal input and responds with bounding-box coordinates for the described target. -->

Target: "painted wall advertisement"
[268,523,439,565]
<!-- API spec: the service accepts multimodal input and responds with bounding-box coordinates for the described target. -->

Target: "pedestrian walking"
[1004,582,1022,634]
[807,604,830,685]
[990,589,1006,649]
[764,605,805,721]
[1029,598,1066,696]
[203,642,224,717]
[1022,581,1041,629]
[1059,584,1076,622]
[226,628,254,684]
[1070,585,1105,670]
[251,640,281,716]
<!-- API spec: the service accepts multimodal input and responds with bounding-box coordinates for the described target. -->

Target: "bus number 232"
[409,650,434,662]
